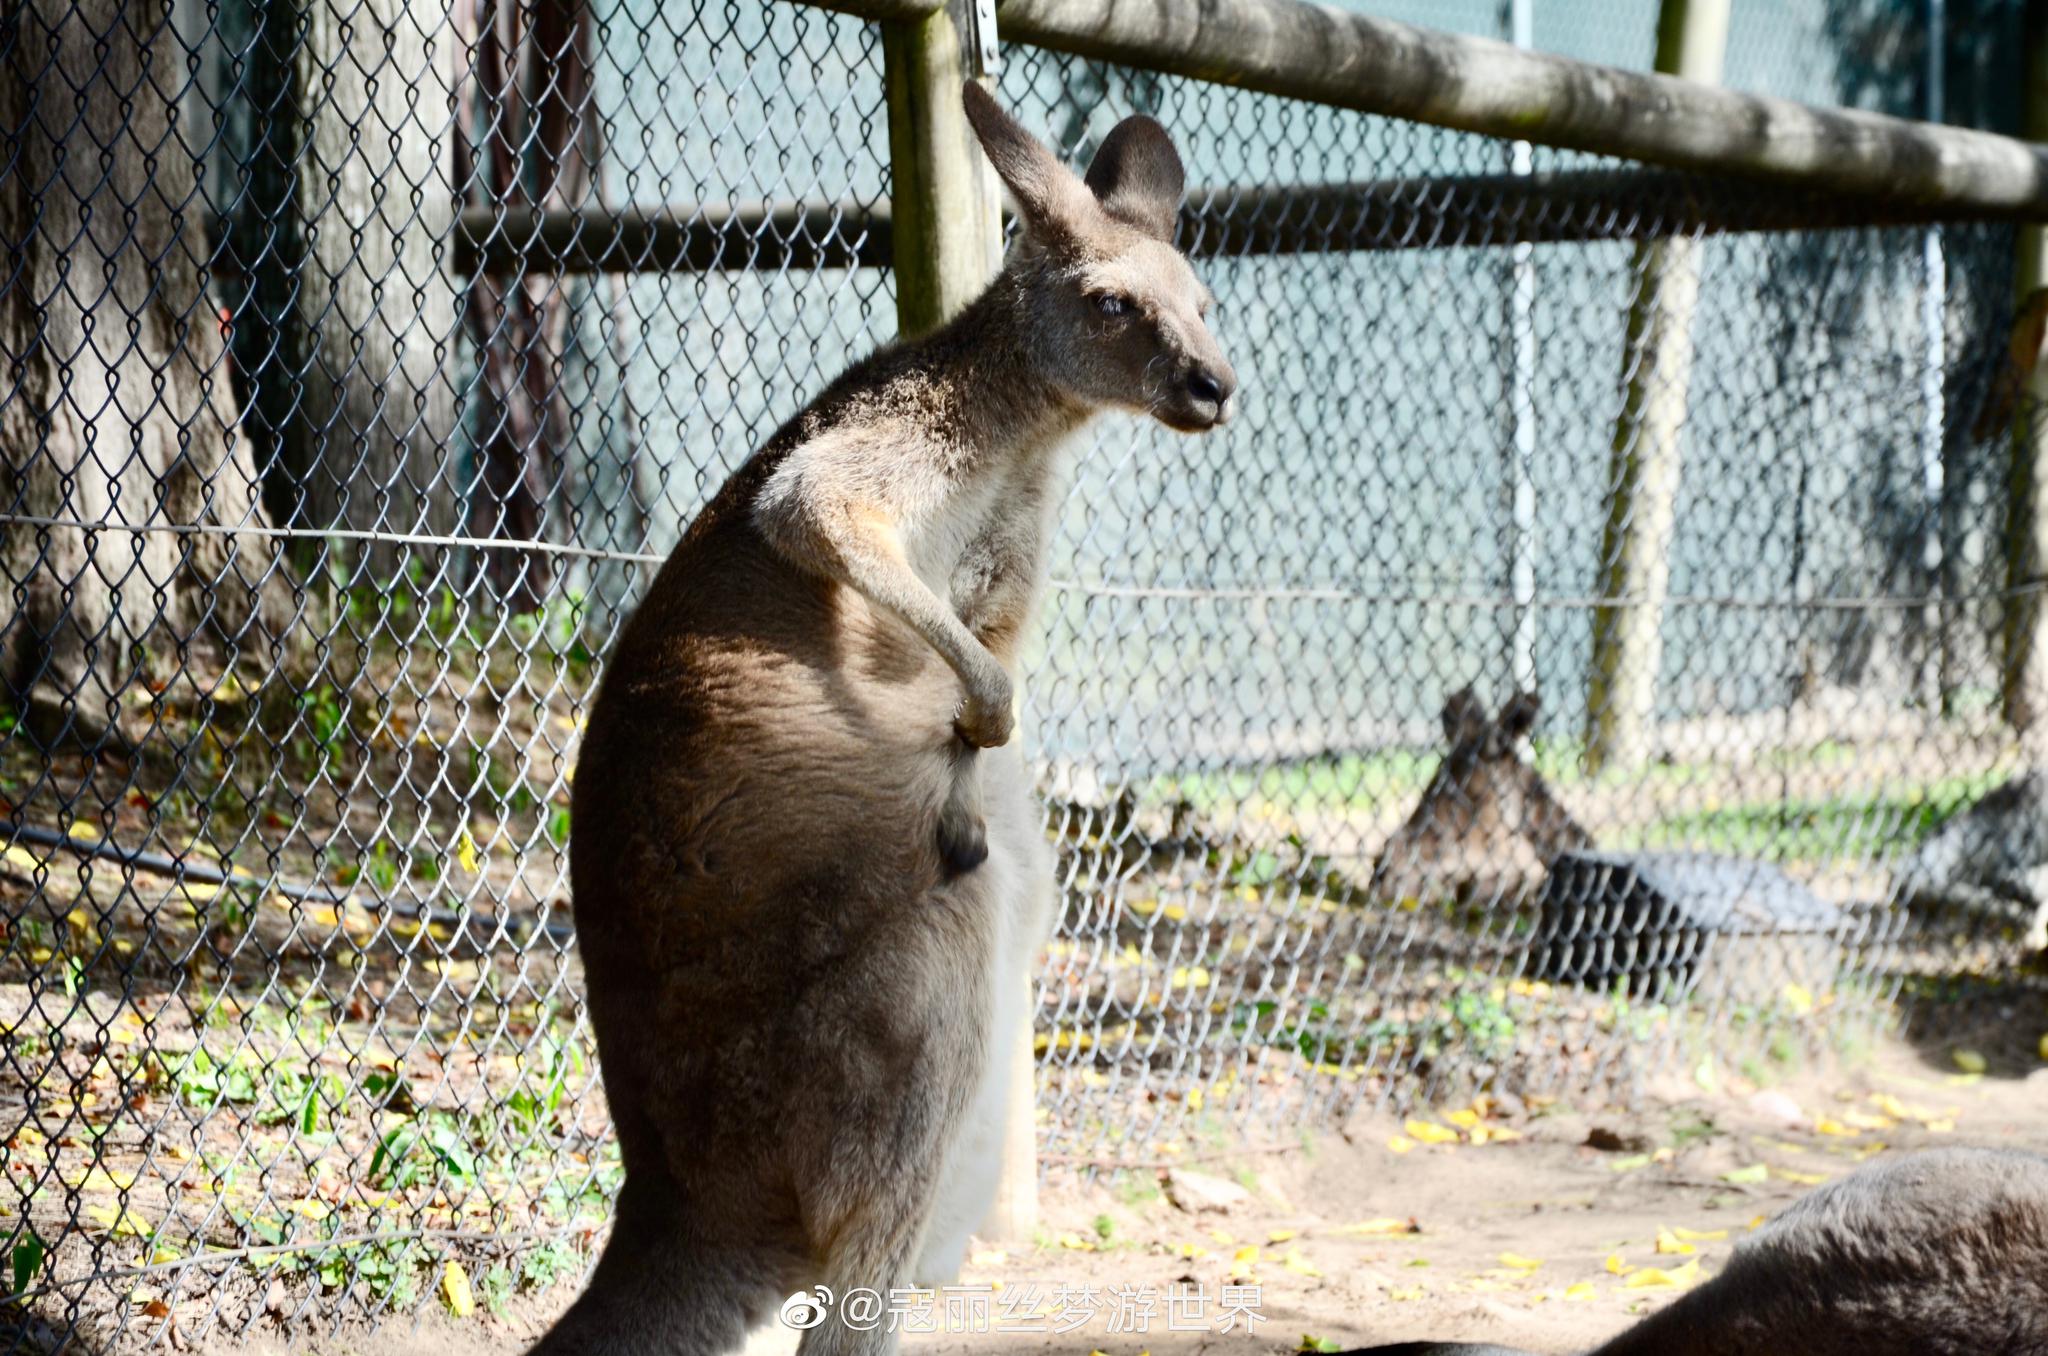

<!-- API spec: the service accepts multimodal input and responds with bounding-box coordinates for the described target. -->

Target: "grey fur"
[1341,1148,2048,1356]
[526,86,1232,1356]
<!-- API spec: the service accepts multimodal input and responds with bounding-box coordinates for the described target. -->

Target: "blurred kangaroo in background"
[1370,689,1592,907]
[1343,1146,2048,1356]
[530,85,1234,1356]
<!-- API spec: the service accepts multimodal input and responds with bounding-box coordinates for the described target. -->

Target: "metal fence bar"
[453,169,2025,275]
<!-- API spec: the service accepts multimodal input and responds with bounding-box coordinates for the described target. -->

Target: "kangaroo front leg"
[755,439,1014,744]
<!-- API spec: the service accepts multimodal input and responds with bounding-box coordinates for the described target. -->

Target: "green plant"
[518,1239,580,1293]
[369,1114,478,1191]
[12,1228,46,1296]
[478,1260,515,1316]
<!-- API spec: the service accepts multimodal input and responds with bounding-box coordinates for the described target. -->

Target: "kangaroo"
[1370,689,1592,908]
[1341,1146,2048,1356]
[531,86,1234,1356]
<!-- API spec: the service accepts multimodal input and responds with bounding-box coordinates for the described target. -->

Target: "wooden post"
[881,0,1034,1242]
[1584,0,1730,775]
[2004,0,2048,740]
[883,0,1004,337]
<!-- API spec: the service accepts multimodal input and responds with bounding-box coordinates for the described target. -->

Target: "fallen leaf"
[1282,1247,1322,1277]
[1336,1217,1418,1236]
[1623,1258,1702,1290]
[440,1260,474,1318]
[1814,1118,1861,1138]
[1672,1226,1727,1242]
[1299,1337,1343,1354]
[1604,1252,1634,1276]
[1404,1119,1460,1146]
[1720,1163,1769,1185]
[83,1204,147,1238]
[1386,1135,1416,1155]
[1951,1049,1987,1075]
[1564,1282,1595,1301]
[1498,1252,1543,1271]
[1653,1228,1694,1256]
[1268,1228,1299,1243]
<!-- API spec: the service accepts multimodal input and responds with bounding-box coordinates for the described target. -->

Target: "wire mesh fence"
[2,0,2045,1346]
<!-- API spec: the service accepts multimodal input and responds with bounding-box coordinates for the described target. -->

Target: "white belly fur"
[913,741,1056,1285]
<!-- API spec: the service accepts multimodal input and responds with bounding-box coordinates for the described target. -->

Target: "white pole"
[1921,0,1950,707]
[1504,0,1538,695]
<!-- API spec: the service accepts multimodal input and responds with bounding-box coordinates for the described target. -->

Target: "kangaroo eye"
[1095,293,1131,318]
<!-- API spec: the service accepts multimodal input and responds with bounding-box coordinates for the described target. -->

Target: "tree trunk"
[281,0,461,573]
[1,0,284,745]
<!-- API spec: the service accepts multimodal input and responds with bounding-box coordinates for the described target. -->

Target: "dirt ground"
[233,1023,2046,1356]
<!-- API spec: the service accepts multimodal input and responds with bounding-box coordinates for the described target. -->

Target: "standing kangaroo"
[531,86,1234,1356]
[1342,1147,2048,1356]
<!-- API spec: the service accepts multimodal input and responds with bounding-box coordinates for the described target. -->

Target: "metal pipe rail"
[453,169,1993,275]
[793,0,2048,219]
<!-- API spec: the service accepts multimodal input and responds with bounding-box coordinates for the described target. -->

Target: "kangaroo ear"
[962,82,1088,239]
[1083,114,1184,241]
[1499,691,1541,739]
[1442,688,1488,745]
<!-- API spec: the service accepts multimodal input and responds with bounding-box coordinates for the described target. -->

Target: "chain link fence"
[3,0,2045,1346]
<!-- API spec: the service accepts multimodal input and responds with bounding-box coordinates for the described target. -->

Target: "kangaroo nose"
[1188,364,1235,409]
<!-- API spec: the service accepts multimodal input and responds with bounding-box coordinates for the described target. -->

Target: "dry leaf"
[440,1260,474,1318]
[1653,1228,1694,1256]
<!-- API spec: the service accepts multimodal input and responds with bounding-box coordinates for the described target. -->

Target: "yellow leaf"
[1404,1119,1460,1145]
[968,1248,1006,1267]
[1604,1252,1634,1276]
[84,1204,147,1238]
[1782,983,1814,1015]
[2038,1032,2048,1063]
[454,830,479,875]
[1622,1258,1701,1290]
[1775,1168,1829,1186]
[1267,1228,1299,1242]
[440,1260,475,1318]
[285,1199,330,1221]
[1282,1247,1322,1277]
[1924,1117,1956,1134]
[1173,1242,1210,1260]
[1056,1232,1096,1251]
[1388,1286,1426,1301]
[1497,1252,1543,1271]
[1672,1226,1727,1242]
[1337,1218,1416,1236]
[1185,1086,1204,1111]
[1386,1135,1415,1155]
[1232,1244,1261,1263]
[1444,1109,1480,1129]
[1748,1214,1768,1230]
[73,1168,137,1193]
[1653,1228,1694,1255]
[1951,1048,1987,1075]
[1161,904,1188,922]
[1471,1124,1522,1145]
[1814,1117,1861,1138]
[1206,1228,1235,1244]
[1564,1282,1595,1301]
